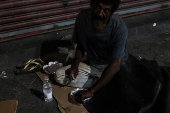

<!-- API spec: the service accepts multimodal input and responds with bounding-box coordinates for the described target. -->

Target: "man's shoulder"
[110,14,127,30]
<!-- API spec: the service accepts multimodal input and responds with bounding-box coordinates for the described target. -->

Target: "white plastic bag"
[43,61,63,74]
[54,62,98,88]
[58,47,75,63]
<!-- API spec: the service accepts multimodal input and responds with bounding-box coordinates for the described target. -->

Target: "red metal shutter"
[0,0,170,42]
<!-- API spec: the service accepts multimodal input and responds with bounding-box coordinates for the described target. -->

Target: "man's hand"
[65,44,85,81]
[74,89,93,104]
[66,65,78,81]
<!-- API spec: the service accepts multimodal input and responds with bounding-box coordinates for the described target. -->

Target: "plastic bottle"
[43,76,53,102]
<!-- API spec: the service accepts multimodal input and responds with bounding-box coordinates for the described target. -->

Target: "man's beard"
[92,14,108,25]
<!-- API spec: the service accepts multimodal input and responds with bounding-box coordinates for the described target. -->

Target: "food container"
[70,88,93,104]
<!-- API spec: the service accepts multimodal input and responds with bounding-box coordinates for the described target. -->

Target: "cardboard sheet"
[0,100,18,113]
[36,72,88,113]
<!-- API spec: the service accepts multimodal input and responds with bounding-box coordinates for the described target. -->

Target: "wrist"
[89,88,95,94]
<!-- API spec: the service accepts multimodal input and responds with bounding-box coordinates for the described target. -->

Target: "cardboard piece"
[0,100,18,113]
[36,72,89,113]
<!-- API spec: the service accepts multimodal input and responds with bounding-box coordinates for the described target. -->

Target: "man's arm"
[75,58,122,103]
[90,58,121,93]
[67,44,85,80]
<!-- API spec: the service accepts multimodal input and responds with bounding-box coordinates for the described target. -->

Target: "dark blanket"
[84,54,170,113]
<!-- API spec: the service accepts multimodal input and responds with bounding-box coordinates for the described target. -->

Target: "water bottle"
[43,76,53,102]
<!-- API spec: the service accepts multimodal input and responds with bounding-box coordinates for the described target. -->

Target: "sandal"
[16,58,45,69]
[14,58,45,75]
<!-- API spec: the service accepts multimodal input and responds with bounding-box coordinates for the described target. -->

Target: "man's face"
[92,2,112,24]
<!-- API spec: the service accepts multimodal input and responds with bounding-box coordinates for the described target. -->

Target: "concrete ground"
[127,32,170,67]
[0,9,170,113]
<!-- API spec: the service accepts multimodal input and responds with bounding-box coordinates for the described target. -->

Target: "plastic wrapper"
[58,47,75,63]
[70,88,93,104]
[43,61,63,74]
[0,71,7,78]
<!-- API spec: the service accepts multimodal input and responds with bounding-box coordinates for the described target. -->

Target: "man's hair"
[90,0,120,13]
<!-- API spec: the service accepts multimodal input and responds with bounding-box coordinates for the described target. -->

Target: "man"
[67,0,128,104]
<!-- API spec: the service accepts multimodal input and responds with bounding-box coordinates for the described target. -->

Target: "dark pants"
[84,54,164,113]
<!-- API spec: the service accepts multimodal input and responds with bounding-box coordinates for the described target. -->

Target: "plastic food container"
[70,88,93,104]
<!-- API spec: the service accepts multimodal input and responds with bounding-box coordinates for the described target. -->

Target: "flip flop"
[14,58,45,75]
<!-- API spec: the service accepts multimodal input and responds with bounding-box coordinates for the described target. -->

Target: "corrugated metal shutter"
[0,0,170,42]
